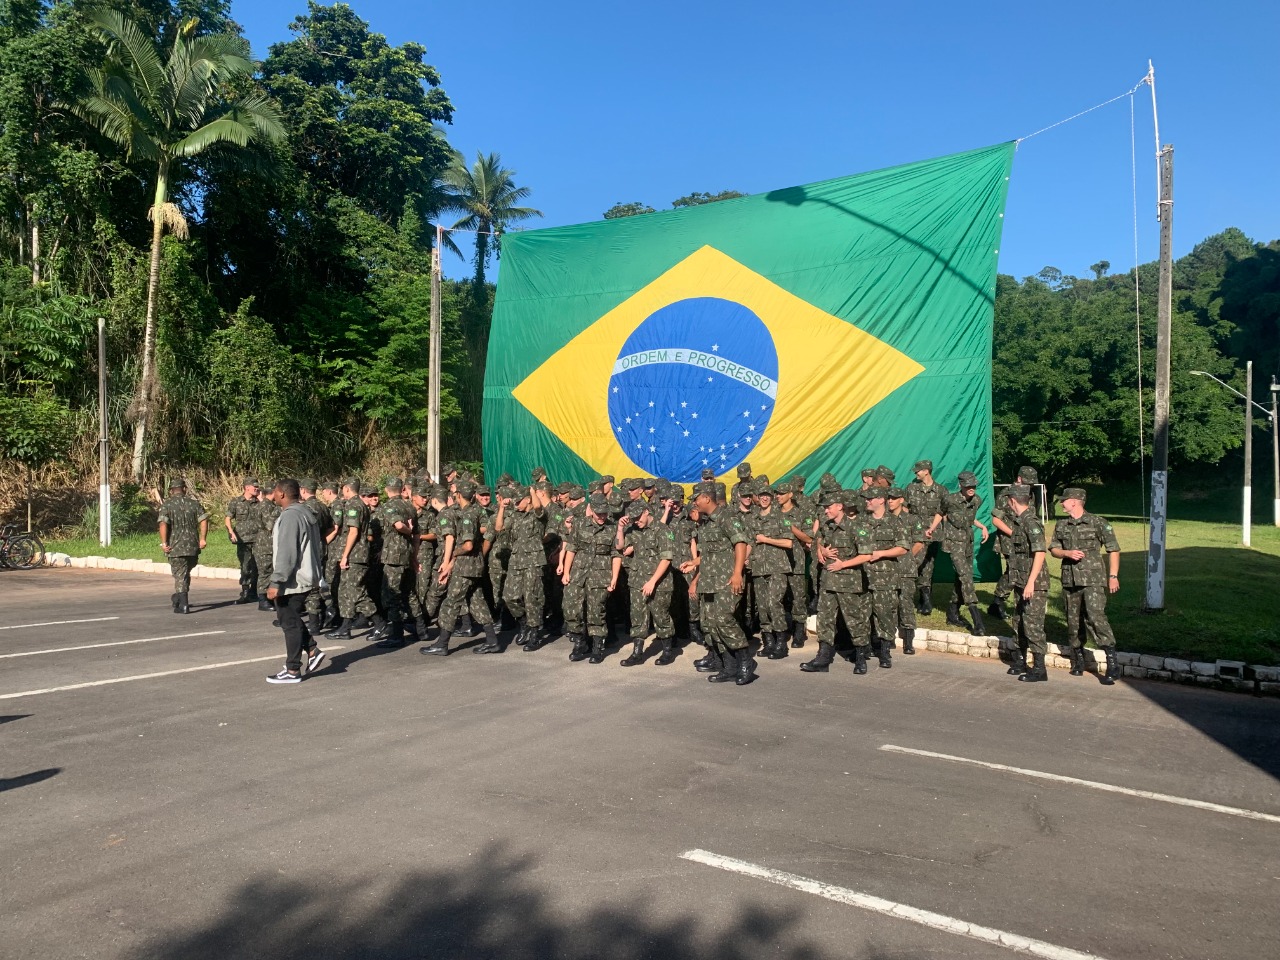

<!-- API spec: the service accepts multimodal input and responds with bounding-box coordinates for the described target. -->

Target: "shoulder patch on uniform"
[858,528,868,536]
[346,509,358,517]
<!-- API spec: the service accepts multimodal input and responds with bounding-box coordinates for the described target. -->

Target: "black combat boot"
[655,635,677,666]
[351,614,370,630]
[791,620,806,648]
[587,635,606,664]
[688,621,704,648]
[1019,651,1048,682]
[322,602,340,630]
[620,638,645,666]
[1101,647,1119,685]
[177,593,190,614]
[413,616,430,640]
[853,646,869,674]
[331,619,353,640]
[987,597,1009,620]
[308,612,323,636]
[800,642,835,673]
[735,650,757,685]
[708,648,738,683]
[568,634,589,662]
[918,587,933,616]
[258,595,273,612]
[376,622,407,648]
[420,630,451,656]
[523,626,544,652]
[459,614,475,636]
[901,628,916,655]
[693,645,722,673]
[170,593,181,613]
[367,613,389,641]
[1069,646,1085,676]
[878,643,893,669]
[474,622,501,654]
[945,600,965,627]
[236,586,255,605]
[774,630,789,658]
[1006,640,1028,675]
[967,604,986,636]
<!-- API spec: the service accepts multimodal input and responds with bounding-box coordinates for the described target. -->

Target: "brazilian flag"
[483,143,1013,534]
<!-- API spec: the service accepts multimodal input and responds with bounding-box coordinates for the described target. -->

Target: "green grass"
[49,515,1280,666]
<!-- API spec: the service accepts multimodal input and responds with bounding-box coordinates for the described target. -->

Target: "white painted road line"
[881,744,1280,825]
[0,616,121,631]
[0,647,345,700]
[681,849,1108,960]
[0,631,226,659]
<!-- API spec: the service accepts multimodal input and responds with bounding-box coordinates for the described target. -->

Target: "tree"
[73,8,283,481]
[671,190,744,207]
[443,150,542,299]
[603,201,654,219]
[1090,260,1110,280]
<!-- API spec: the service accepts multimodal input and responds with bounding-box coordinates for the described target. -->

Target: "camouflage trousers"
[915,540,941,591]
[489,550,510,613]
[381,563,421,626]
[312,548,341,616]
[786,570,807,622]
[252,538,274,597]
[700,590,747,652]
[629,573,674,641]
[1062,585,1117,649]
[562,573,610,639]
[870,585,900,642]
[817,589,871,648]
[673,570,699,625]
[1011,587,1049,655]
[169,555,198,594]
[946,544,978,606]
[337,560,377,619]
[503,563,546,627]
[993,544,1012,601]
[439,572,494,634]
[896,578,917,631]
[235,540,258,591]
[753,573,790,633]
[419,562,447,624]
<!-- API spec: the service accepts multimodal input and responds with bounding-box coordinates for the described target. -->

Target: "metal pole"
[427,225,443,480]
[98,316,111,547]
[1145,145,1173,609]
[1243,361,1252,546]
[1272,376,1279,527]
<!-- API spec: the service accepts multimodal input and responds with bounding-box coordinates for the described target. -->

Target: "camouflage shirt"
[376,498,416,566]
[225,495,259,543]
[339,496,371,564]
[665,513,698,566]
[865,513,910,590]
[416,504,439,571]
[256,498,281,542]
[159,496,208,556]
[626,522,675,580]
[694,508,748,595]
[992,489,1015,557]
[1009,509,1049,592]
[440,503,486,578]
[894,510,926,584]
[905,480,948,525]
[568,515,619,587]
[817,515,875,594]
[1050,512,1120,588]
[507,506,548,570]
[936,490,982,553]
[303,497,335,544]
[747,509,794,575]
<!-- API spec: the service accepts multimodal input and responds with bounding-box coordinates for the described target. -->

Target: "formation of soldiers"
[157,458,1124,687]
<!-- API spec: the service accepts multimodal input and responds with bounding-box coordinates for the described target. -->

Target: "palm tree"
[75,11,284,481]
[443,151,542,299]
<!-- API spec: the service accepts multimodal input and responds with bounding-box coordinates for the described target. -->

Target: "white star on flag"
[711,344,719,352]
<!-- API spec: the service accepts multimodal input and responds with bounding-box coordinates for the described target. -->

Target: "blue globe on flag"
[608,297,779,482]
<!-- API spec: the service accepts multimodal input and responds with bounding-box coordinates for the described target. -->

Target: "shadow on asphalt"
[0,714,31,725]
[0,767,60,792]
[120,842,894,960]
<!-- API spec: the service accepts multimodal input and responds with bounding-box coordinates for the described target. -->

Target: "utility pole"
[1244,361,1253,546]
[426,225,443,480]
[1272,376,1279,527]
[98,316,111,546]
[1145,142,1173,610]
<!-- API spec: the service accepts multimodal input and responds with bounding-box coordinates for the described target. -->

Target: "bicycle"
[0,524,45,570]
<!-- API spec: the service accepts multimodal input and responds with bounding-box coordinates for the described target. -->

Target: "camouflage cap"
[820,472,839,490]
[430,484,450,501]
[736,462,752,478]
[874,466,895,482]
[556,481,574,495]
[475,484,491,497]
[755,473,771,489]
[754,482,773,497]
[342,476,361,491]
[1017,465,1040,484]
[957,471,979,488]
[384,478,403,493]
[168,476,187,489]
[1057,486,1087,502]
[534,479,553,493]
[599,474,615,485]
[441,462,456,477]
[861,467,876,479]
[819,489,844,508]
[298,477,316,492]
[359,483,377,497]
[497,472,515,485]
[667,483,685,500]
[587,479,604,493]
[530,466,548,481]
[454,479,477,499]
[622,477,643,491]
[567,484,586,500]
[701,468,716,481]
[242,476,260,488]
[693,481,718,500]
[886,486,906,499]
[864,486,888,500]
[587,493,609,514]
[773,481,793,494]
[790,475,806,488]
[1007,483,1032,501]
[642,477,656,488]
[913,459,933,473]
[320,481,339,494]
[625,500,649,520]
[508,484,529,501]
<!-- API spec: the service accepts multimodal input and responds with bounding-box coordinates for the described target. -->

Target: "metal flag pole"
[427,225,443,480]
[98,316,112,546]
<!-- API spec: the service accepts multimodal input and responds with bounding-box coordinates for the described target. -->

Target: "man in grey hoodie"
[265,479,326,684]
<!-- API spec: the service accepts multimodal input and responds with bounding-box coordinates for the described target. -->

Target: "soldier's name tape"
[680,849,1110,960]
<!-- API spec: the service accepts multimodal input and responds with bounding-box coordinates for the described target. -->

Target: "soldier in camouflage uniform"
[476,484,511,626]
[776,480,811,648]
[618,500,677,666]
[1004,484,1050,682]
[887,487,924,654]
[250,488,280,611]
[684,482,752,684]
[747,481,795,660]
[989,466,1039,620]
[800,490,877,676]
[158,478,208,614]
[1050,487,1121,685]
[372,478,418,647]
[927,471,989,635]
[864,488,909,668]
[318,482,345,630]
[421,479,499,657]
[332,478,385,639]
[298,479,335,635]
[729,461,753,503]
[224,478,261,604]
[417,485,450,635]
[665,487,701,651]
[905,460,947,614]
[499,485,550,651]
[560,493,622,664]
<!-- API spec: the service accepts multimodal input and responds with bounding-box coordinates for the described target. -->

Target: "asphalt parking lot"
[3,569,1279,960]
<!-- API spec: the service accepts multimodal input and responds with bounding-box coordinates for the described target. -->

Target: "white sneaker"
[266,669,302,684]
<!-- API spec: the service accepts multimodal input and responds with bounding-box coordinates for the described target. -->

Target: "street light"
[1190,367,1276,544]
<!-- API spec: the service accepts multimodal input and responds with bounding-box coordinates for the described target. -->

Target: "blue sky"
[233,0,1278,283]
